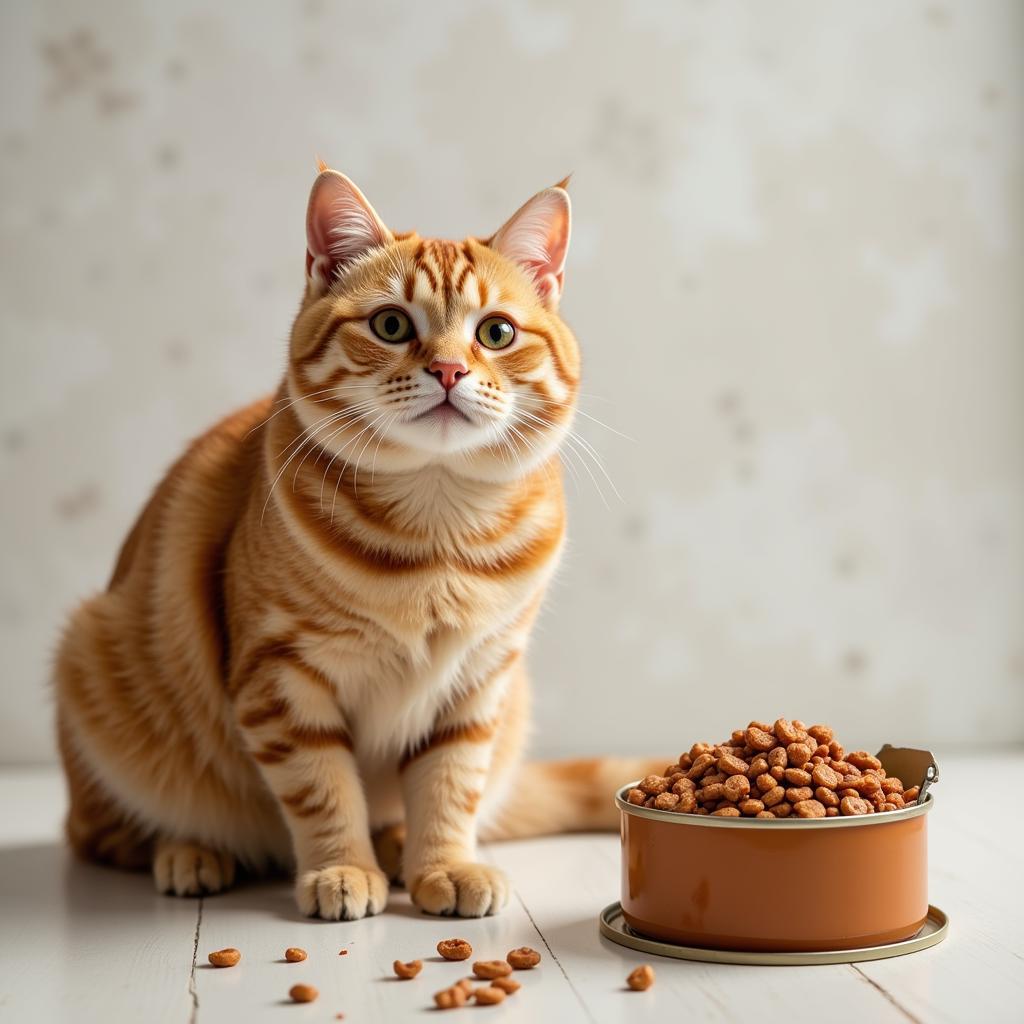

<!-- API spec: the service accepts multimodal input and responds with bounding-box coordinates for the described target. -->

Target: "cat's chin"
[386,410,494,456]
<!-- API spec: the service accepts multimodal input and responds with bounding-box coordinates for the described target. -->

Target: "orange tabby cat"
[55,167,655,919]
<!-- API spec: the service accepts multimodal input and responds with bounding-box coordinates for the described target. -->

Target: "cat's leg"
[400,668,512,918]
[234,670,387,920]
[153,839,236,896]
[372,823,406,886]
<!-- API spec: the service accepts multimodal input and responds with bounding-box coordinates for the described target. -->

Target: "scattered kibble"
[436,938,473,961]
[338,949,349,956]
[491,976,521,995]
[434,985,468,1009]
[627,965,655,991]
[284,947,307,963]
[392,959,423,979]
[472,960,513,980]
[506,946,541,969]
[289,983,318,1003]
[207,948,241,968]
[474,986,507,1005]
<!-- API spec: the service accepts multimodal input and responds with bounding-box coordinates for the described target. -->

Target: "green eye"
[476,315,516,351]
[370,308,414,343]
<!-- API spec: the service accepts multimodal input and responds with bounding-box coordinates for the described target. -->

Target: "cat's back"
[109,396,272,593]
[63,395,274,722]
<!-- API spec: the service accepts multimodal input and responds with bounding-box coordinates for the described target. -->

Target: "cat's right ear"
[305,168,392,295]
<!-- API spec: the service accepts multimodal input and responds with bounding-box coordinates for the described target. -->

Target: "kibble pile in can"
[625,718,920,819]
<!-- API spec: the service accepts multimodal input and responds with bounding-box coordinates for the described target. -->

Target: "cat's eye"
[370,308,415,343]
[476,315,516,351]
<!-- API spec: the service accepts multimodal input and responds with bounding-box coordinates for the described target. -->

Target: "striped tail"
[480,756,666,841]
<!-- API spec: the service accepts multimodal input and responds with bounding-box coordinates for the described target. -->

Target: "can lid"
[876,745,939,803]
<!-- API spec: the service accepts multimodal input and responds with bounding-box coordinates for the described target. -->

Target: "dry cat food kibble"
[473,959,513,980]
[506,946,542,969]
[289,984,319,1003]
[434,985,469,1010]
[491,977,522,995]
[436,938,473,961]
[625,719,917,819]
[474,986,507,1006]
[284,947,307,963]
[207,948,241,968]
[392,959,423,979]
[627,965,655,991]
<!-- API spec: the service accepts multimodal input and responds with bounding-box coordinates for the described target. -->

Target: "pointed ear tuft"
[316,156,329,173]
[554,173,572,191]
[490,186,571,307]
[305,170,392,294]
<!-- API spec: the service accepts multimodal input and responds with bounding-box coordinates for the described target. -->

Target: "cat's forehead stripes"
[406,239,484,327]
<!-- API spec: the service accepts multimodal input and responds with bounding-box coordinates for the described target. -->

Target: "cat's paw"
[295,864,389,920]
[410,862,509,917]
[153,841,236,897]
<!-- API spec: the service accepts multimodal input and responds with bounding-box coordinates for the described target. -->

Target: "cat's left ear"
[489,181,571,307]
[305,166,392,295]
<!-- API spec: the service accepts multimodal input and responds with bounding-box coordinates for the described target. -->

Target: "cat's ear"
[489,181,571,307]
[305,167,392,294]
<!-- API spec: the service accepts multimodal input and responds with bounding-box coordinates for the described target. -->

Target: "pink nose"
[427,360,469,392]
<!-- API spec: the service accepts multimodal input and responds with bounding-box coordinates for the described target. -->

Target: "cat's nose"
[427,360,469,392]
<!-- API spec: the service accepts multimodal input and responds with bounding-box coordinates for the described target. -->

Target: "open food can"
[615,746,939,954]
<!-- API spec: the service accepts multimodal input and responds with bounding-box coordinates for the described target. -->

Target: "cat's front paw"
[296,864,389,920]
[410,862,509,917]
[153,841,236,897]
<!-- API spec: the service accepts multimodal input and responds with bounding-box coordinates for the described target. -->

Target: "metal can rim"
[616,782,933,828]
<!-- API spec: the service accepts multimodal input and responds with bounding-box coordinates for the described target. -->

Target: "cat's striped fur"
[55,169,657,918]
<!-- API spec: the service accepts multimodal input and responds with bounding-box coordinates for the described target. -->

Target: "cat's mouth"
[412,399,472,425]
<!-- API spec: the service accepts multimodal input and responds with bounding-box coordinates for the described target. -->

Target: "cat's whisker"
[369,412,401,485]
[275,398,378,460]
[519,420,576,488]
[561,430,623,503]
[264,413,348,514]
[328,412,391,522]
[292,403,381,491]
[316,405,388,509]
[262,408,369,523]
[560,441,611,510]
[503,422,558,484]
[513,407,620,504]
[246,384,379,439]
[352,410,395,497]
[516,394,634,442]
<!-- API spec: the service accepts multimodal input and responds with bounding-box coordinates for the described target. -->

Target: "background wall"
[1,0,1021,764]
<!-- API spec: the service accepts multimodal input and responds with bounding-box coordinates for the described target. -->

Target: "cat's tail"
[479,756,666,841]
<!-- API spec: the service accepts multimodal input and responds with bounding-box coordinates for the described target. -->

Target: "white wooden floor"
[0,752,1022,1023]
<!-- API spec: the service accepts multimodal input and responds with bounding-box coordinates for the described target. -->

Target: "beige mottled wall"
[1,0,1021,763]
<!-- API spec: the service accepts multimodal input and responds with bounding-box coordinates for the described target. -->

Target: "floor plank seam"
[512,889,598,1024]
[850,964,922,1024]
[188,898,203,1024]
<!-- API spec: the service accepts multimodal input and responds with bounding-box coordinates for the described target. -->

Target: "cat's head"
[286,167,578,481]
